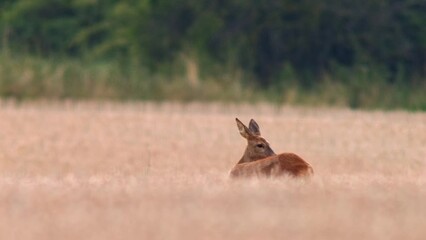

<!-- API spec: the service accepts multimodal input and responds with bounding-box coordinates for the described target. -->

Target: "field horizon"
[0,101,425,239]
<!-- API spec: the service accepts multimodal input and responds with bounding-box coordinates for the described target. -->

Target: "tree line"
[1,0,425,86]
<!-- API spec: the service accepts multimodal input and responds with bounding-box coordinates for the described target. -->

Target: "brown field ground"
[0,101,425,240]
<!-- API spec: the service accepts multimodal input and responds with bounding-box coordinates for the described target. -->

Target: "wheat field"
[0,101,425,240]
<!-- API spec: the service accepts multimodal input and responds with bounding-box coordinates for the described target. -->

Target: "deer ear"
[236,118,252,139]
[249,119,261,136]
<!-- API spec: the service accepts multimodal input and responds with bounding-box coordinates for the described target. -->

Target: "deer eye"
[256,144,264,148]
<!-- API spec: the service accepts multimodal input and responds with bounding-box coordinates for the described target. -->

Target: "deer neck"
[237,147,275,164]
[237,155,250,164]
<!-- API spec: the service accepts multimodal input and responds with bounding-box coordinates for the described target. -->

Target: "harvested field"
[0,101,425,240]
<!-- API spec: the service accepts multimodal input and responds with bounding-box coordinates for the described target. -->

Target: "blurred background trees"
[0,0,425,109]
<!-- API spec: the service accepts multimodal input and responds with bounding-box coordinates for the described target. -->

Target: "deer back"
[230,153,313,178]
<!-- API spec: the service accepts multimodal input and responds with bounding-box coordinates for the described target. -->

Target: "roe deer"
[230,118,313,178]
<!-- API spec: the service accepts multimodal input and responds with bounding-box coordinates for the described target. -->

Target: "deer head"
[236,118,276,164]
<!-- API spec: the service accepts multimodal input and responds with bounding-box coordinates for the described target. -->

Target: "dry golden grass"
[0,101,425,240]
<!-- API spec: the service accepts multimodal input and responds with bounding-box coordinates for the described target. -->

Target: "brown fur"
[230,118,314,178]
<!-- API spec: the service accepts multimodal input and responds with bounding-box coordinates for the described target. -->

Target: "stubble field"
[0,101,425,240]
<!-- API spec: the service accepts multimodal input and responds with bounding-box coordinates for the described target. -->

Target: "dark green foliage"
[0,0,425,109]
